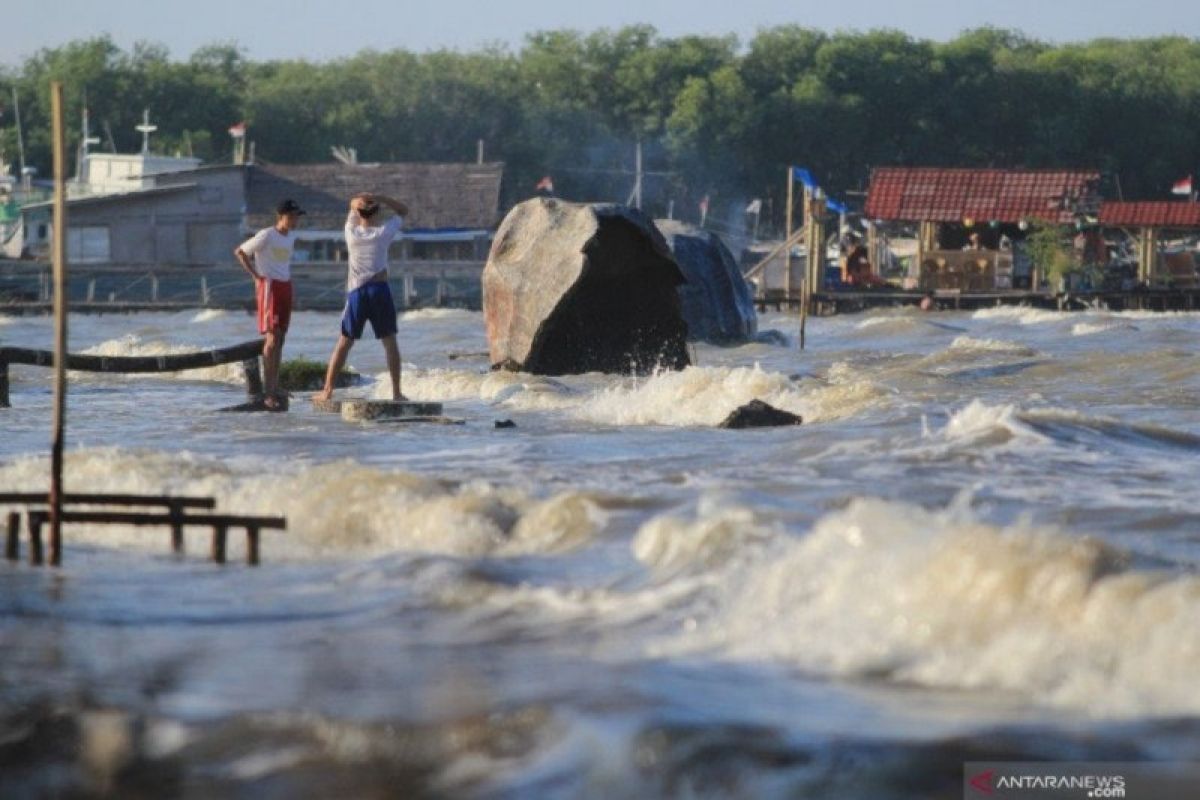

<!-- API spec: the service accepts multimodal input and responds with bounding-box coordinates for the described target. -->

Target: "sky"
[3,0,1198,65]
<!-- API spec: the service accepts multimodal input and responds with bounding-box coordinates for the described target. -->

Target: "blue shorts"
[341,281,398,340]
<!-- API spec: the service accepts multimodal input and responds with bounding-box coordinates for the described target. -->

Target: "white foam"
[947,336,1038,356]
[971,306,1065,325]
[669,497,1200,716]
[633,498,779,572]
[574,364,882,427]
[935,399,1046,446]
[400,308,479,322]
[1071,320,1138,336]
[190,309,228,323]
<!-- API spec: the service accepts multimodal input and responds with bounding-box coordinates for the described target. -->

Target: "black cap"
[276,199,306,216]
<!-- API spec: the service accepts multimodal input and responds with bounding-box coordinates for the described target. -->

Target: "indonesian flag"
[535,176,554,194]
[228,122,246,138]
[699,195,710,224]
[1171,175,1192,196]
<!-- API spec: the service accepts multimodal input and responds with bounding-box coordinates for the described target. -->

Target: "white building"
[73,153,201,197]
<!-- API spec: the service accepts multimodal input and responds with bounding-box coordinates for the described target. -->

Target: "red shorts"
[256,278,293,334]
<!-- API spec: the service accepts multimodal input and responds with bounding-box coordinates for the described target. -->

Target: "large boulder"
[655,220,758,344]
[484,199,690,375]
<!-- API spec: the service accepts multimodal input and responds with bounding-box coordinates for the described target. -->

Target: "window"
[67,226,111,263]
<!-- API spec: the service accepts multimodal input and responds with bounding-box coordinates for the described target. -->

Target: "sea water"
[1,306,1198,797]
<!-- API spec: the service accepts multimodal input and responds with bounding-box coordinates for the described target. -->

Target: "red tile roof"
[864,168,1101,224]
[1099,201,1200,228]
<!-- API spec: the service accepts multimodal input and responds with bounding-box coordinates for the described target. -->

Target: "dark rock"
[484,199,690,375]
[494,419,517,429]
[754,329,791,347]
[219,393,290,413]
[655,220,757,344]
[718,400,802,429]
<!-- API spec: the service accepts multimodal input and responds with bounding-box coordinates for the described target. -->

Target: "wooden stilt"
[246,526,260,566]
[29,513,43,566]
[784,167,794,301]
[5,512,18,560]
[211,525,227,564]
[0,360,9,408]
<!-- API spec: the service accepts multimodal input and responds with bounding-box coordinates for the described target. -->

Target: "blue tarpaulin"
[791,167,818,190]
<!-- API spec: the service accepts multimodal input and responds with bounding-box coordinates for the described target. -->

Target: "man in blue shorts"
[315,192,410,402]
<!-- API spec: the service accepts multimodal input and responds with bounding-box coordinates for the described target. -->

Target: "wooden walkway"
[756,288,1200,314]
[0,339,265,407]
[2,492,286,566]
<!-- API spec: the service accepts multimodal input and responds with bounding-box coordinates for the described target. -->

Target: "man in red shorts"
[235,199,304,410]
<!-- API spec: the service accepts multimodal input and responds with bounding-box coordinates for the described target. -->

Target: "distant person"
[844,239,885,286]
[964,232,984,251]
[919,291,936,311]
[235,198,304,410]
[315,192,410,404]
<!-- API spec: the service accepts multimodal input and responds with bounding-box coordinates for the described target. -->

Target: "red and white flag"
[228,122,246,138]
[699,195,710,225]
[1171,175,1192,196]
[535,176,554,194]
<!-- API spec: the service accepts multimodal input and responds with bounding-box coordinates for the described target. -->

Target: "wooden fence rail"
[0,339,264,407]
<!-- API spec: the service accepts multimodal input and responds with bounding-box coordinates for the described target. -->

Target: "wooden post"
[5,512,18,561]
[211,525,227,564]
[799,197,811,350]
[784,167,793,300]
[49,82,68,568]
[1138,226,1158,285]
[0,360,8,408]
[29,513,43,566]
[246,526,260,566]
[168,500,184,554]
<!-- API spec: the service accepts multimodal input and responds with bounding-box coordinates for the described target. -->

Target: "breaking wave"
[574,364,883,427]
[79,335,245,384]
[660,497,1200,716]
[0,449,605,559]
[947,336,1038,356]
[970,306,1066,325]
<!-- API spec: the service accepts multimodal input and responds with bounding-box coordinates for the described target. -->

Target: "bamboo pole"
[49,82,68,567]
[784,167,794,299]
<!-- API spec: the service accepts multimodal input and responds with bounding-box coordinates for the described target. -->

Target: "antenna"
[78,93,100,182]
[135,108,158,155]
[102,120,117,153]
[11,87,27,187]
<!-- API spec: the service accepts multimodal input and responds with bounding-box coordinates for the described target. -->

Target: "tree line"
[3,27,1200,234]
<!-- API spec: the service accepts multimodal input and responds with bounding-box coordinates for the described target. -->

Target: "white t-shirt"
[239,227,296,281]
[345,211,403,291]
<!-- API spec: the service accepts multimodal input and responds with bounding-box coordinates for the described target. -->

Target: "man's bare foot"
[393,393,408,401]
[313,389,333,403]
[263,394,281,410]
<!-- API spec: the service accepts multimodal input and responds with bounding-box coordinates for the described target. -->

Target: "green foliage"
[1024,220,1072,287]
[277,357,354,391]
[4,28,1200,233]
